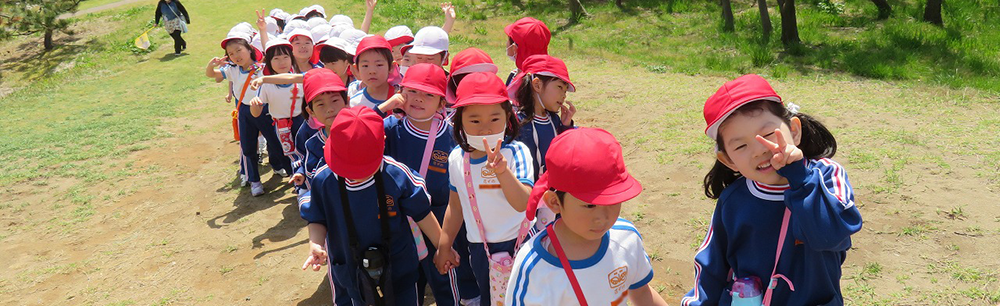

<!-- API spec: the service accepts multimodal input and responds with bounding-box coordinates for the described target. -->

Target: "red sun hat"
[446,48,498,103]
[452,72,509,108]
[303,68,347,103]
[354,35,392,64]
[507,54,575,104]
[504,17,551,70]
[703,74,783,140]
[525,127,643,221]
[400,63,447,98]
[324,106,386,180]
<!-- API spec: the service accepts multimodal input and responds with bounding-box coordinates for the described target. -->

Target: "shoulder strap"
[372,172,395,306]
[762,208,796,306]
[417,113,443,178]
[237,66,256,106]
[547,221,588,306]
[463,153,530,256]
[337,176,363,264]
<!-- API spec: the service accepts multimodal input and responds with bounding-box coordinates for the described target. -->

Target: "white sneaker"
[238,169,249,187]
[250,182,264,196]
[274,168,290,177]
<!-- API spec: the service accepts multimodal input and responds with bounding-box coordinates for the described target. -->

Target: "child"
[291,69,349,191]
[300,105,446,306]
[287,28,320,73]
[248,38,302,178]
[401,26,449,68]
[445,48,498,117]
[205,28,285,196]
[503,17,550,87]
[505,127,669,306]
[349,36,397,115]
[382,63,481,305]
[384,25,414,70]
[300,5,325,19]
[510,54,576,180]
[433,72,534,306]
[681,74,862,305]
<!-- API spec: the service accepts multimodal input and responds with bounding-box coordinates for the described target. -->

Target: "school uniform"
[348,80,391,117]
[680,158,863,306]
[220,64,286,183]
[256,82,305,172]
[515,111,572,181]
[300,157,434,306]
[506,218,654,305]
[384,117,480,304]
[447,141,535,306]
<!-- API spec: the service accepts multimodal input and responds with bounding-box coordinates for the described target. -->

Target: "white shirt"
[256,83,303,119]
[506,219,655,306]
[448,142,534,243]
[347,79,363,98]
[220,64,262,105]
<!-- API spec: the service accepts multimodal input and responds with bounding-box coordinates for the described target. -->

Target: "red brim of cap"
[704,96,781,140]
[452,94,508,108]
[400,45,412,56]
[526,172,643,221]
[505,71,528,106]
[305,85,346,102]
[387,36,414,47]
[400,81,445,98]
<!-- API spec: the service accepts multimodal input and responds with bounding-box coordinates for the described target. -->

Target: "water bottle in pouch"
[731,276,763,306]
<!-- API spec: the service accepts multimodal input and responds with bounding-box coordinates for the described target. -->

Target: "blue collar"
[533,226,609,269]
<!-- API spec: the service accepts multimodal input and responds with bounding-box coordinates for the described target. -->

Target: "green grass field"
[1,0,998,304]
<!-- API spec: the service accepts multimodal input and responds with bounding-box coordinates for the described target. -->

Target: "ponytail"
[702,100,837,199]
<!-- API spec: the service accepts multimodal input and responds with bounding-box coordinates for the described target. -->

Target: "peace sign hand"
[301,242,328,272]
[754,128,803,172]
[255,9,267,31]
[483,138,508,176]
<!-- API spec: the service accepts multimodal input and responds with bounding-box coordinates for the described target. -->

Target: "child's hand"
[441,3,456,20]
[209,57,227,67]
[225,92,233,104]
[433,247,460,274]
[249,97,265,117]
[289,173,305,185]
[484,138,509,176]
[249,77,265,90]
[255,9,267,31]
[365,0,378,12]
[301,242,328,271]
[755,128,803,171]
[560,101,576,126]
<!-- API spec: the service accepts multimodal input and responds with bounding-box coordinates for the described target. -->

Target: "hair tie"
[786,101,800,115]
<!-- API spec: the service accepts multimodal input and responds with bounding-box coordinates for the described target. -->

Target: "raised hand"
[754,128,803,171]
[301,243,328,271]
[249,77,265,90]
[441,3,456,20]
[560,101,576,126]
[255,9,267,31]
[366,0,378,12]
[209,57,227,67]
[483,138,508,176]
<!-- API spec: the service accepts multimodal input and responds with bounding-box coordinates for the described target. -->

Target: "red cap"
[526,128,642,221]
[507,54,575,105]
[324,106,386,180]
[504,17,551,70]
[703,74,782,140]
[303,68,347,103]
[452,72,508,108]
[400,63,447,97]
[354,35,392,63]
[447,48,498,104]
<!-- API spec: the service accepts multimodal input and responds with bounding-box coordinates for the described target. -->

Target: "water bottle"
[731,276,763,306]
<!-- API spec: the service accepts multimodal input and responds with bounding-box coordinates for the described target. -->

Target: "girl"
[506,127,668,306]
[446,48,498,105]
[287,28,320,73]
[248,38,302,181]
[205,28,285,196]
[383,64,481,305]
[511,54,577,180]
[503,17,550,87]
[681,74,863,306]
[434,72,534,306]
[153,0,190,55]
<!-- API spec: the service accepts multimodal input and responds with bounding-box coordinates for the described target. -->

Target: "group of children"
[204,4,862,305]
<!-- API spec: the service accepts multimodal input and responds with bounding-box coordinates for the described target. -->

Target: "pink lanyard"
[762,208,796,305]
[547,220,588,306]
[462,153,529,252]
[416,114,443,178]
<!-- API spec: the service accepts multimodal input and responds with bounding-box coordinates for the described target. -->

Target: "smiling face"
[290,36,314,62]
[402,88,445,120]
[225,41,253,68]
[545,191,621,241]
[459,103,507,137]
[306,91,348,127]
[355,49,391,87]
[267,47,294,74]
[716,103,802,185]
[532,77,569,113]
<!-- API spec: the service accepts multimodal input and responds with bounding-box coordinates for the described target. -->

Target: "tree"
[778,0,800,45]
[757,0,773,39]
[0,0,83,51]
[923,0,943,26]
[720,0,735,32]
[870,0,892,20]
[569,0,590,22]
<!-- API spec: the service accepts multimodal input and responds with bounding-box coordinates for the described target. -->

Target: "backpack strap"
[762,208,796,306]
[547,220,588,306]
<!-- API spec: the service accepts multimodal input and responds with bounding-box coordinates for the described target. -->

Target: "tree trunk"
[757,0,772,39]
[569,0,590,22]
[923,0,943,26]
[721,0,735,32]
[616,0,624,9]
[870,0,892,19]
[779,0,801,45]
[44,29,53,50]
